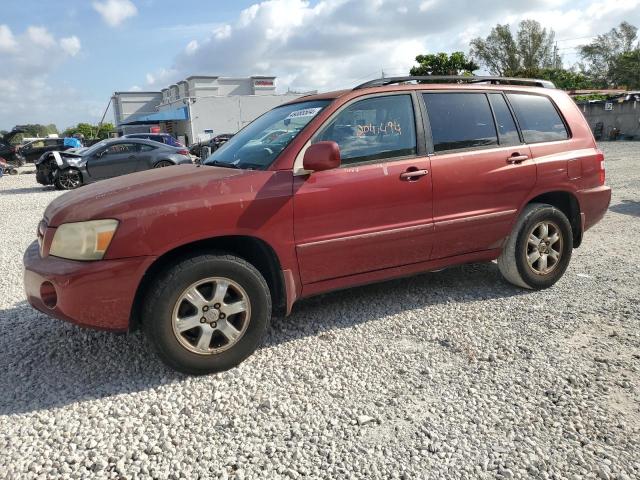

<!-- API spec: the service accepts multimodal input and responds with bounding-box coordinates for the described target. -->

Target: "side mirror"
[96,149,107,158]
[303,141,341,172]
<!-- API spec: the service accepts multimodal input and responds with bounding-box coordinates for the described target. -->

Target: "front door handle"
[400,169,429,180]
[507,153,529,164]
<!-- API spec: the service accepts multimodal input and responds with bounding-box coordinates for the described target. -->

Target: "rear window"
[423,93,497,152]
[506,93,568,143]
[488,93,521,146]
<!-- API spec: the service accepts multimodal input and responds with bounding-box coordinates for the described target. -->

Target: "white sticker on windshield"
[285,107,322,120]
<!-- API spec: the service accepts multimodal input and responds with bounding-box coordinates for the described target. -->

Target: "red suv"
[24,76,611,374]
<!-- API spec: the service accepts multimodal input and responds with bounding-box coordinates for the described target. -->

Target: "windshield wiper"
[206,160,240,169]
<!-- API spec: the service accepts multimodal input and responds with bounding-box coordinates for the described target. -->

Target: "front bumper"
[577,185,612,232]
[23,241,156,331]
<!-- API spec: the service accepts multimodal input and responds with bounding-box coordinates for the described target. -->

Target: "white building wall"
[189,94,303,142]
[112,92,162,126]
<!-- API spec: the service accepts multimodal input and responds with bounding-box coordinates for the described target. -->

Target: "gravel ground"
[0,142,639,480]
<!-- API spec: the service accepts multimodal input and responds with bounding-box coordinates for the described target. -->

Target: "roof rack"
[353,75,555,90]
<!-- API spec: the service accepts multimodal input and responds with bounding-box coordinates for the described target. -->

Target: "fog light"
[40,282,57,309]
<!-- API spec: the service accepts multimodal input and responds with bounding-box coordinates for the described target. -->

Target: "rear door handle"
[400,169,429,180]
[507,154,529,164]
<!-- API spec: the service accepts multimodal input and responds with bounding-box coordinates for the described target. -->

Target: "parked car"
[19,138,74,163]
[0,128,26,167]
[124,133,184,147]
[35,138,192,190]
[189,134,235,158]
[24,76,611,375]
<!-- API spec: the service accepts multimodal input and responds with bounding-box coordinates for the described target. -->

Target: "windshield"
[82,140,109,156]
[204,100,331,170]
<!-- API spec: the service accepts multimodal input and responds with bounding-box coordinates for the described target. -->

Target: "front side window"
[506,93,568,143]
[315,94,416,165]
[106,143,139,154]
[423,93,497,153]
[204,100,331,170]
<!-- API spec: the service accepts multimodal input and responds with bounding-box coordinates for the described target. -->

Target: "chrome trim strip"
[436,209,516,228]
[297,223,434,249]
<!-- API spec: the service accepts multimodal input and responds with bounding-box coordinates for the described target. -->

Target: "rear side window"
[506,93,568,143]
[423,93,497,152]
[488,93,520,146]
[316,94,417,165]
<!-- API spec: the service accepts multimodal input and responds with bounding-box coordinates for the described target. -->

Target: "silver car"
[35,138,193,190]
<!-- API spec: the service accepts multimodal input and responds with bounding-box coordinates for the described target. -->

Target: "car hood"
[43,164,258,226]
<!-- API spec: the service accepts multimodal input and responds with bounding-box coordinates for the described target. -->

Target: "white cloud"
[27,26,56,47]
[0,25,17,52]
[185,39,199,55]
[213,24,232,39]
[60,36,81,56]
[93,0,138,27]
[0,26,92,130]
[143,0,640,93]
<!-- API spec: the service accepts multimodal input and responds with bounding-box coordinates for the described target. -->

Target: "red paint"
[24,83,611,331]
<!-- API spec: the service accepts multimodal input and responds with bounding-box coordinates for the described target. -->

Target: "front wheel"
[54,168,83,190]
[143,253,271,375]
[153,160,174,168]
[498,203,573,289]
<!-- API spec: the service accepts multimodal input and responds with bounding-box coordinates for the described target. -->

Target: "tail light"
[177,149,189,156]
[597,150,605,185]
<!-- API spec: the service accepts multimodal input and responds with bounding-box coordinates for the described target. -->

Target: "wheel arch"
[129,235,286,331]
[524,190,582,248]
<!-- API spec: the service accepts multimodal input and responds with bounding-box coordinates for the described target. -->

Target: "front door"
[422,91,537,259]
[293,93,434,285]
[87,142,141,179]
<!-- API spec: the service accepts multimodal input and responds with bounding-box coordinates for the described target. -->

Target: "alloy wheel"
[58,170,81,189]
[171,277,251,355]
[526,221,563,275]
[154,161,173,168]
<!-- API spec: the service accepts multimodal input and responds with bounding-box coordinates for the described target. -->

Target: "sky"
[1,0,639,131]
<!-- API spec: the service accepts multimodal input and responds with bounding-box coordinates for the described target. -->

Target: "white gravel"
[1,142,639,479]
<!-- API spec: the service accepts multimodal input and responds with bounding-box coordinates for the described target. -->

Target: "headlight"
[49,219,119,261]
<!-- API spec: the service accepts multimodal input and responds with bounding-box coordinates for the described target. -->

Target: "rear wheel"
[143,253,271,375]
[153,160,174,168]
[54,168,83,190]
[498,203,573,289]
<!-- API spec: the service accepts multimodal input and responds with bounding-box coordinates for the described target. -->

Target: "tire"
[498,203,573,290]
[143,253,272,375]
[54,168,83,190]
[153,160,174,168]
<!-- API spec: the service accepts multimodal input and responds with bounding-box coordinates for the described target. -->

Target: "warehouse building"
[112,76,311,145]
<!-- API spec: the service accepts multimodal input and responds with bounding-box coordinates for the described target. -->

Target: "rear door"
[293,93,434,284]
[422,91,536,259]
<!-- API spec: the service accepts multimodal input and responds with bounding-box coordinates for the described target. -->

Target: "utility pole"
[553,41,559,68]
[95,96,112,139]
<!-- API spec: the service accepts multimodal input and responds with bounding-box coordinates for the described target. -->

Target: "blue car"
[123,133,184,147]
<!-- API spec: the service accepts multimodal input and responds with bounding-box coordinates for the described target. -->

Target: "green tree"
[534,68,595,90]
[470,20,556,76]
[579,22,638,87]
[610,49,640,89]
[410,52,478,76]
[64,122,115,139]
[96,122,115,139]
